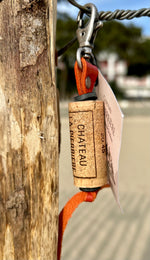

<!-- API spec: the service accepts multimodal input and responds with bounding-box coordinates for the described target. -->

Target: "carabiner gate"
[76,3,103,69]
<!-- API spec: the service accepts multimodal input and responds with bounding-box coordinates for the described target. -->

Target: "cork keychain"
[68,3,109,191]
[57,4,116,260]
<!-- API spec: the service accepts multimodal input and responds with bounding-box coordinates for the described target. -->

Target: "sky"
[57,0,150,36]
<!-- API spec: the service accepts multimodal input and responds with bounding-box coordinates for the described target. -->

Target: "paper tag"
[96,70,124,208]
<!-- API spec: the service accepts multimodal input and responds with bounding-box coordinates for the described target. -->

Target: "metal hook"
[76,3,101,49]
[76,3,103,69]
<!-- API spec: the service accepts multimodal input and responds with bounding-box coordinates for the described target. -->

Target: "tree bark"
[0,0,58,259]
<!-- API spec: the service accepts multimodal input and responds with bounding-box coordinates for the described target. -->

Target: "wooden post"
[0,0,58,259]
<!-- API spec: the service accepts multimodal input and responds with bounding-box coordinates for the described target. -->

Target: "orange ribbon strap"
[57,185,110,260]
[74,57,98,95]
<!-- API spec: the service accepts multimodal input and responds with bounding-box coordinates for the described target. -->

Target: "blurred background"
[57,1,150,260]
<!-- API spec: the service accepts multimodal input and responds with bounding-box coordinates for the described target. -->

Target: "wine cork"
[69,100,108,189]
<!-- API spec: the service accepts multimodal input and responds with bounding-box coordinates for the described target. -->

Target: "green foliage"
[109,81,125,100]
[57,15,78,64]
[57,0,67,2]
[95,21,142,61]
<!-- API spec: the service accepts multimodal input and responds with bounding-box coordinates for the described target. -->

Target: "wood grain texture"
[0,0,58,259]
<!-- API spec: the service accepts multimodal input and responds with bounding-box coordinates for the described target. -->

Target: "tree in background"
[57,14,78,98]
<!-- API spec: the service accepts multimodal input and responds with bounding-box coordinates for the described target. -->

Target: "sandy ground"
[59,100,150,260]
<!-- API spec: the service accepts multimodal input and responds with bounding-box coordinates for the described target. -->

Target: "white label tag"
[96,70,124,208]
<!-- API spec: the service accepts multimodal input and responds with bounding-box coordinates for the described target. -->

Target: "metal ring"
[76,47,97,70]
[76,48,83,69]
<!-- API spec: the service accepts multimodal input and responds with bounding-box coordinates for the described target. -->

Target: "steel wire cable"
[68,0,150,20]
[98,8,150,21]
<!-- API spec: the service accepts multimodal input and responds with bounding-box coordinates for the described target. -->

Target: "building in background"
[97,52,150,99]
[97,52,127,82]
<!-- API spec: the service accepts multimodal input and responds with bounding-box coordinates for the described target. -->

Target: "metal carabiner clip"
[76,3,103,69]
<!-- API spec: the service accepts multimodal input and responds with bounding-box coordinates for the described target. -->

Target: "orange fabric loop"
[74,57,98,96]
[57,185,110,260]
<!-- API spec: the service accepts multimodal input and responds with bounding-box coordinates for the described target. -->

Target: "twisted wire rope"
[68,0,150,20]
